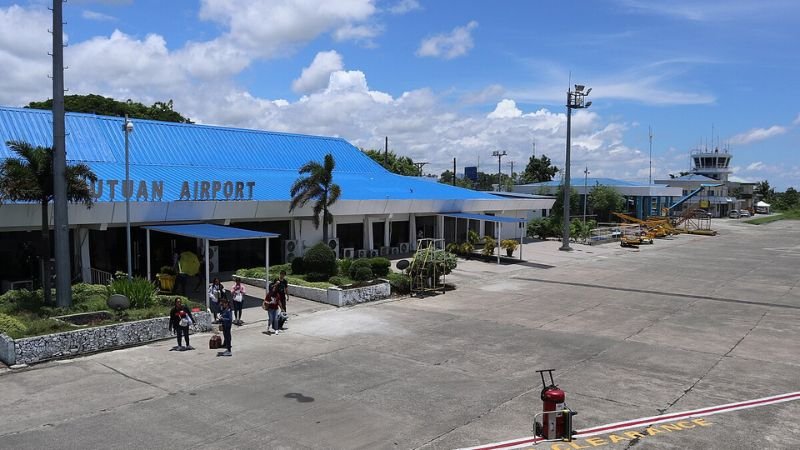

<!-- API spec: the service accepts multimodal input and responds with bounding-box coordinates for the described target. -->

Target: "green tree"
[438,170,474,188]
[27,94,192,123]
[549,184,581,220]
[776,187,799,210]
[363,148,418,176]
[755,180,774,201]
[0,141,97,306]
[520,154,559,184]
[588,184,624,222]
[289,154,341,243]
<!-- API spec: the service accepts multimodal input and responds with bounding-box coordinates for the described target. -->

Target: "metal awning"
[143,223,279,241]
[438,212,527,223]
[143,224,280,311]
[437,212,526,263]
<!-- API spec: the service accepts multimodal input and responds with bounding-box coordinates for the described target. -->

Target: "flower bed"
[0,312,212,366]
[233,275,390,307]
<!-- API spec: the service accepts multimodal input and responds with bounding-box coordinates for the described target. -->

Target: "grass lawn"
[745,209,800,225]
[0,284,203,339]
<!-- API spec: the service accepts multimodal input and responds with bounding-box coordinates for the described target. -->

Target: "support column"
[204,239,210,311]
[436,215,444,240]
[479,220,485,238]
[363,217,372,250]
[76,228,91,283]
[384,217,390,248]
[409,214,417,250]
[146,229,151,281]
[265,238,270,280]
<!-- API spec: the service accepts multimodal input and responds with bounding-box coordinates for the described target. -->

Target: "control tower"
[690,147,732,182]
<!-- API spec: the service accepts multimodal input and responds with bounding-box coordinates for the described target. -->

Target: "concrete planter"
[0,312,212,366]
[234,275,390,307]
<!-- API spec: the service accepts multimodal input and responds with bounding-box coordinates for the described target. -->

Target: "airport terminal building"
[0,107,553,288]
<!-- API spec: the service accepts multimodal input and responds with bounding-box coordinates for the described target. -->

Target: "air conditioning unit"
[284,240,304,262]
[380,246,390,256]
[342,248,355,259]
[369,249,379,257]
[327,238,340,257]
[399,242,410,253]
[357,249,368,258]
[390,247,399,255]
[208,245,219,272]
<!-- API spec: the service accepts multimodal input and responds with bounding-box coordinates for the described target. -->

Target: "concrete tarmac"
[0,218,798,449]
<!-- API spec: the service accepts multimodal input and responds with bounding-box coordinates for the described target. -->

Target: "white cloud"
[730,125,787,145]
[332,23,383,46]
[416,21,478,60]
[389,0,421,14]
[746,161,765,171]
[292,51,344,94]
[487,99,522,119]
[793,113,800,125]
[81,10,116,21]
[0,5,55,105]
[616,0,793,22]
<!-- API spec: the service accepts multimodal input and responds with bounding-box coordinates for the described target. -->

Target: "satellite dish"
[396,260,410,271]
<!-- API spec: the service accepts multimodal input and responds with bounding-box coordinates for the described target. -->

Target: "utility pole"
[52,0,71,307]
[509,161,514,186]
[384,136,388,167]
[561,84,592,251]
[649,126,653,185]
[413,162,428,176]
[452,158,456,186]
[583,166,590,224]
[492,150,507,192]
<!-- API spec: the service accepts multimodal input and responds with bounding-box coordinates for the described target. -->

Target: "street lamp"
[583,166,590,224]
[123,115,133,280]
[492,150,507,191]
[560,84,592,251]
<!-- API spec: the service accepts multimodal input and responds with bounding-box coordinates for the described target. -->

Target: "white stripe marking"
[460,391,800,450]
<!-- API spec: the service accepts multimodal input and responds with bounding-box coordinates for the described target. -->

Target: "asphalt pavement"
[0,217,798,449]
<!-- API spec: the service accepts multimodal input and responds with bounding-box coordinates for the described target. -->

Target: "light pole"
[583,166,590,224]
[560,84,592,251]
[492,150,507,191]
[123,115,133,280]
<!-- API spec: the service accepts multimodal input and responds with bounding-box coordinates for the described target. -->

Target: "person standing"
[271,270,289,331]
[219,298,233,356]
[264,285,280,335]
[168,298,195,351]
[231,279,246,325]
[208,277,225,323]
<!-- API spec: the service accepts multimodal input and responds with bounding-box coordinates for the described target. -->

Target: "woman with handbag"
[231,279,246,325]
[207,277,225,323]
[264,286,280,335]
[168,298,195,351]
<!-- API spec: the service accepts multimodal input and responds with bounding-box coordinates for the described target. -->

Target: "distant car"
[729,210,740,219]
[739,210,751,218]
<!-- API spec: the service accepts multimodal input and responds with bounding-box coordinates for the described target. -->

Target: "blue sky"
[1,0,798,189]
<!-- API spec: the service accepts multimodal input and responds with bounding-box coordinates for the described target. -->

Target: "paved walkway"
[1,217,798,449]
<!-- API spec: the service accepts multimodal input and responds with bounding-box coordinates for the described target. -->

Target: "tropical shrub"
[500,239,519,253]
[352,266,374,282]
[369,257,391,277]
[327,276,348,286]
[291,256,306,275]
[482,236,496,256]
[459,242,474,256]
[0,288,42,315]
[386,272,411,294]
[305,272,330,282]
[467,230,480,245]
[0,312,27,338]
[158,265,177,276]
[349,258,373,280]
[303,243,338,278]
[407,247,457,288]
[338,258,352,276]
[108,277,157,309]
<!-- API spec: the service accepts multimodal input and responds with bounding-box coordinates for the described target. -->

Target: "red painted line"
[461,391,800,450]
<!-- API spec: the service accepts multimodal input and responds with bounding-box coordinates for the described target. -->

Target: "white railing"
[91,268,114,286]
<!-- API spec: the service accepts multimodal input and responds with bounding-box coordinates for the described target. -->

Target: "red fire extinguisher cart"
[533,369,576,441]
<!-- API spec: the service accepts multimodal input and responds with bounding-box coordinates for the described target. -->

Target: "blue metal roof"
[439,212,527,223]
[143,224,279,241]
[521,177,648,188]
[0,106,499,202]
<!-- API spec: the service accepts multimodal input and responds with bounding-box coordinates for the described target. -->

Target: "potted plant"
[156,265,177,292]
[500,239,519,257]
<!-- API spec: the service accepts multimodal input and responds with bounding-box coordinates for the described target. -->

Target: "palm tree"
[289,153,341,242]
[0,140,97,305]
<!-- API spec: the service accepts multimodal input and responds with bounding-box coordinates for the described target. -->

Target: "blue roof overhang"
[143,223,280,241]
[439,212,527,223]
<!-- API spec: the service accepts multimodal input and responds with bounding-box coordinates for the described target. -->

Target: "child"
[219,298,233,356]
